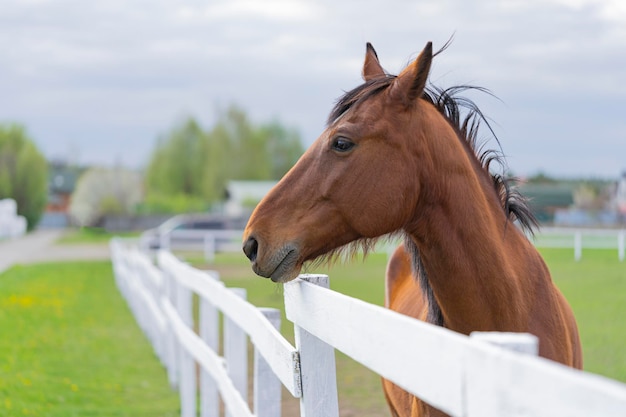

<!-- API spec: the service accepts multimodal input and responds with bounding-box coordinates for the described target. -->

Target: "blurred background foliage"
[0,124,47,230]
[0,105,304,229]
[143,105,303,214]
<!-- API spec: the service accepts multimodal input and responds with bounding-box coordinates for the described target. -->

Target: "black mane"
[328,72,537,327]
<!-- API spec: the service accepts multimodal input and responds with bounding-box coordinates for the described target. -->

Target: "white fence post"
[255,308,282,417]
[162,268,179,389]
[160,231,171,251]
[467,332,539,417]
[574,231,582,261]
[200,272,220,417]
[292,275,339,417]
[204,233,216,263]
[618,230,625,262]
[225,288,248,417]
[177,282,196,417]
[470,331,539,356]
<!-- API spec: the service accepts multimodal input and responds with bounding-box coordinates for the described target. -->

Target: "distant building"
[40,162,84,228]
[518,182,575,223]
[224,180,277,217]
[617,172,626,216]
[548,174,625,227]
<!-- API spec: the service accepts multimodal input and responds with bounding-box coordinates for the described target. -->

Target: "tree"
[143,106,304,213]
[146,119,206,197]
[144,118,212,213]
[69,167,143,227]
[0,124,47,230]
[259,121,305,179]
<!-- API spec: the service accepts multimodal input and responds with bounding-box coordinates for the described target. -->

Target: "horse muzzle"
[243,236,301,283]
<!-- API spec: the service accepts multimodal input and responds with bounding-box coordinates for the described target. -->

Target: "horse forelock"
[327,75,396,126]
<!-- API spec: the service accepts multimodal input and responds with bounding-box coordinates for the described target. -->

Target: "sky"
[1,0,625,178]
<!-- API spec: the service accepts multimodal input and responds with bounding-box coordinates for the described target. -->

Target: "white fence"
[148,227,626,263]
[529,227,626,261]
[141,229,244,262]
[110,238,626,417]
[0,198,27,239]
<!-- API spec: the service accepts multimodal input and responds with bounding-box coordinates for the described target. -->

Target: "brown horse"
[243,41,582,417]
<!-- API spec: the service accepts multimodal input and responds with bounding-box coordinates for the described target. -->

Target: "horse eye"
[331,137,355,153]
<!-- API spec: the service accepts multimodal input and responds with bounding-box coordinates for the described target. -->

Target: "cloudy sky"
[1,0,625,178]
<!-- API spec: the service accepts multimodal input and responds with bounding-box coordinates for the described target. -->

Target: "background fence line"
[111,238,626,417]
[147,227,626,262]
[530,227,626,261]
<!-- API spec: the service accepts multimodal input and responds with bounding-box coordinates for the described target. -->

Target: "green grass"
[540,248,626,381]
[56,228,139,245]
[0,261,178,417]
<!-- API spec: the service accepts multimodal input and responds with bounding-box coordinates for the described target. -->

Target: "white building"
[616,172,626,215]
[224,181,278,217]
[0,199,27,239]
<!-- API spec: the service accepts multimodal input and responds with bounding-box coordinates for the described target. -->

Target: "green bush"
[135,192,208,214]
[0,124,47,230]
[143,107,303,213]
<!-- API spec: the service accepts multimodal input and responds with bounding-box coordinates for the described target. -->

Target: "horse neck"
[404,109,547,334]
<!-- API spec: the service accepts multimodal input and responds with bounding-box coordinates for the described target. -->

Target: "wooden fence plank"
[290,275,339,417]
[200,276,220,417]
[225,288,248,417]
[177,283,195,417]
[465,341,626,417]
[255,308,282,417]
[162,298,254,417]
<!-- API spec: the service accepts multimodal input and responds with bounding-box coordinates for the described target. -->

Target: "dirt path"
[0,229,110,274]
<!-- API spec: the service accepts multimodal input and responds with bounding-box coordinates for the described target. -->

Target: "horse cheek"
[346,164,412,237]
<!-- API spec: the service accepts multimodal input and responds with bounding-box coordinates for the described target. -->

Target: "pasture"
[0,261,179,417]
[1,247,624,416]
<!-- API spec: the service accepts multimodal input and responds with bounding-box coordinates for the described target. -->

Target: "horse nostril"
[243,237,259,262]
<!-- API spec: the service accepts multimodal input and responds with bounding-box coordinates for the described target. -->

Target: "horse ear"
[391,41,433,107]
[362,42,385,81]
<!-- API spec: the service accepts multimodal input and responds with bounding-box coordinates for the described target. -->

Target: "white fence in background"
[148,227,626,263]
[0,199,27,239]
[528,227,626,261]
[141,229,244,262]
[110,238,626,417]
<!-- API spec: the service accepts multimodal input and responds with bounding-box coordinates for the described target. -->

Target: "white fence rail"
[147,227,626,263]
[141,229,244,262]
[110,239,626,417]
[529,227,626,261]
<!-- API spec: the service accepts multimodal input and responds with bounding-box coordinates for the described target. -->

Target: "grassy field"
[0,261,179,417]
[1,248,624,416]
[541,248,626,381]
[56,228,139,245]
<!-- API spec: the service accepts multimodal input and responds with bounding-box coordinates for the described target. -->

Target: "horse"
[242,41,582,417]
